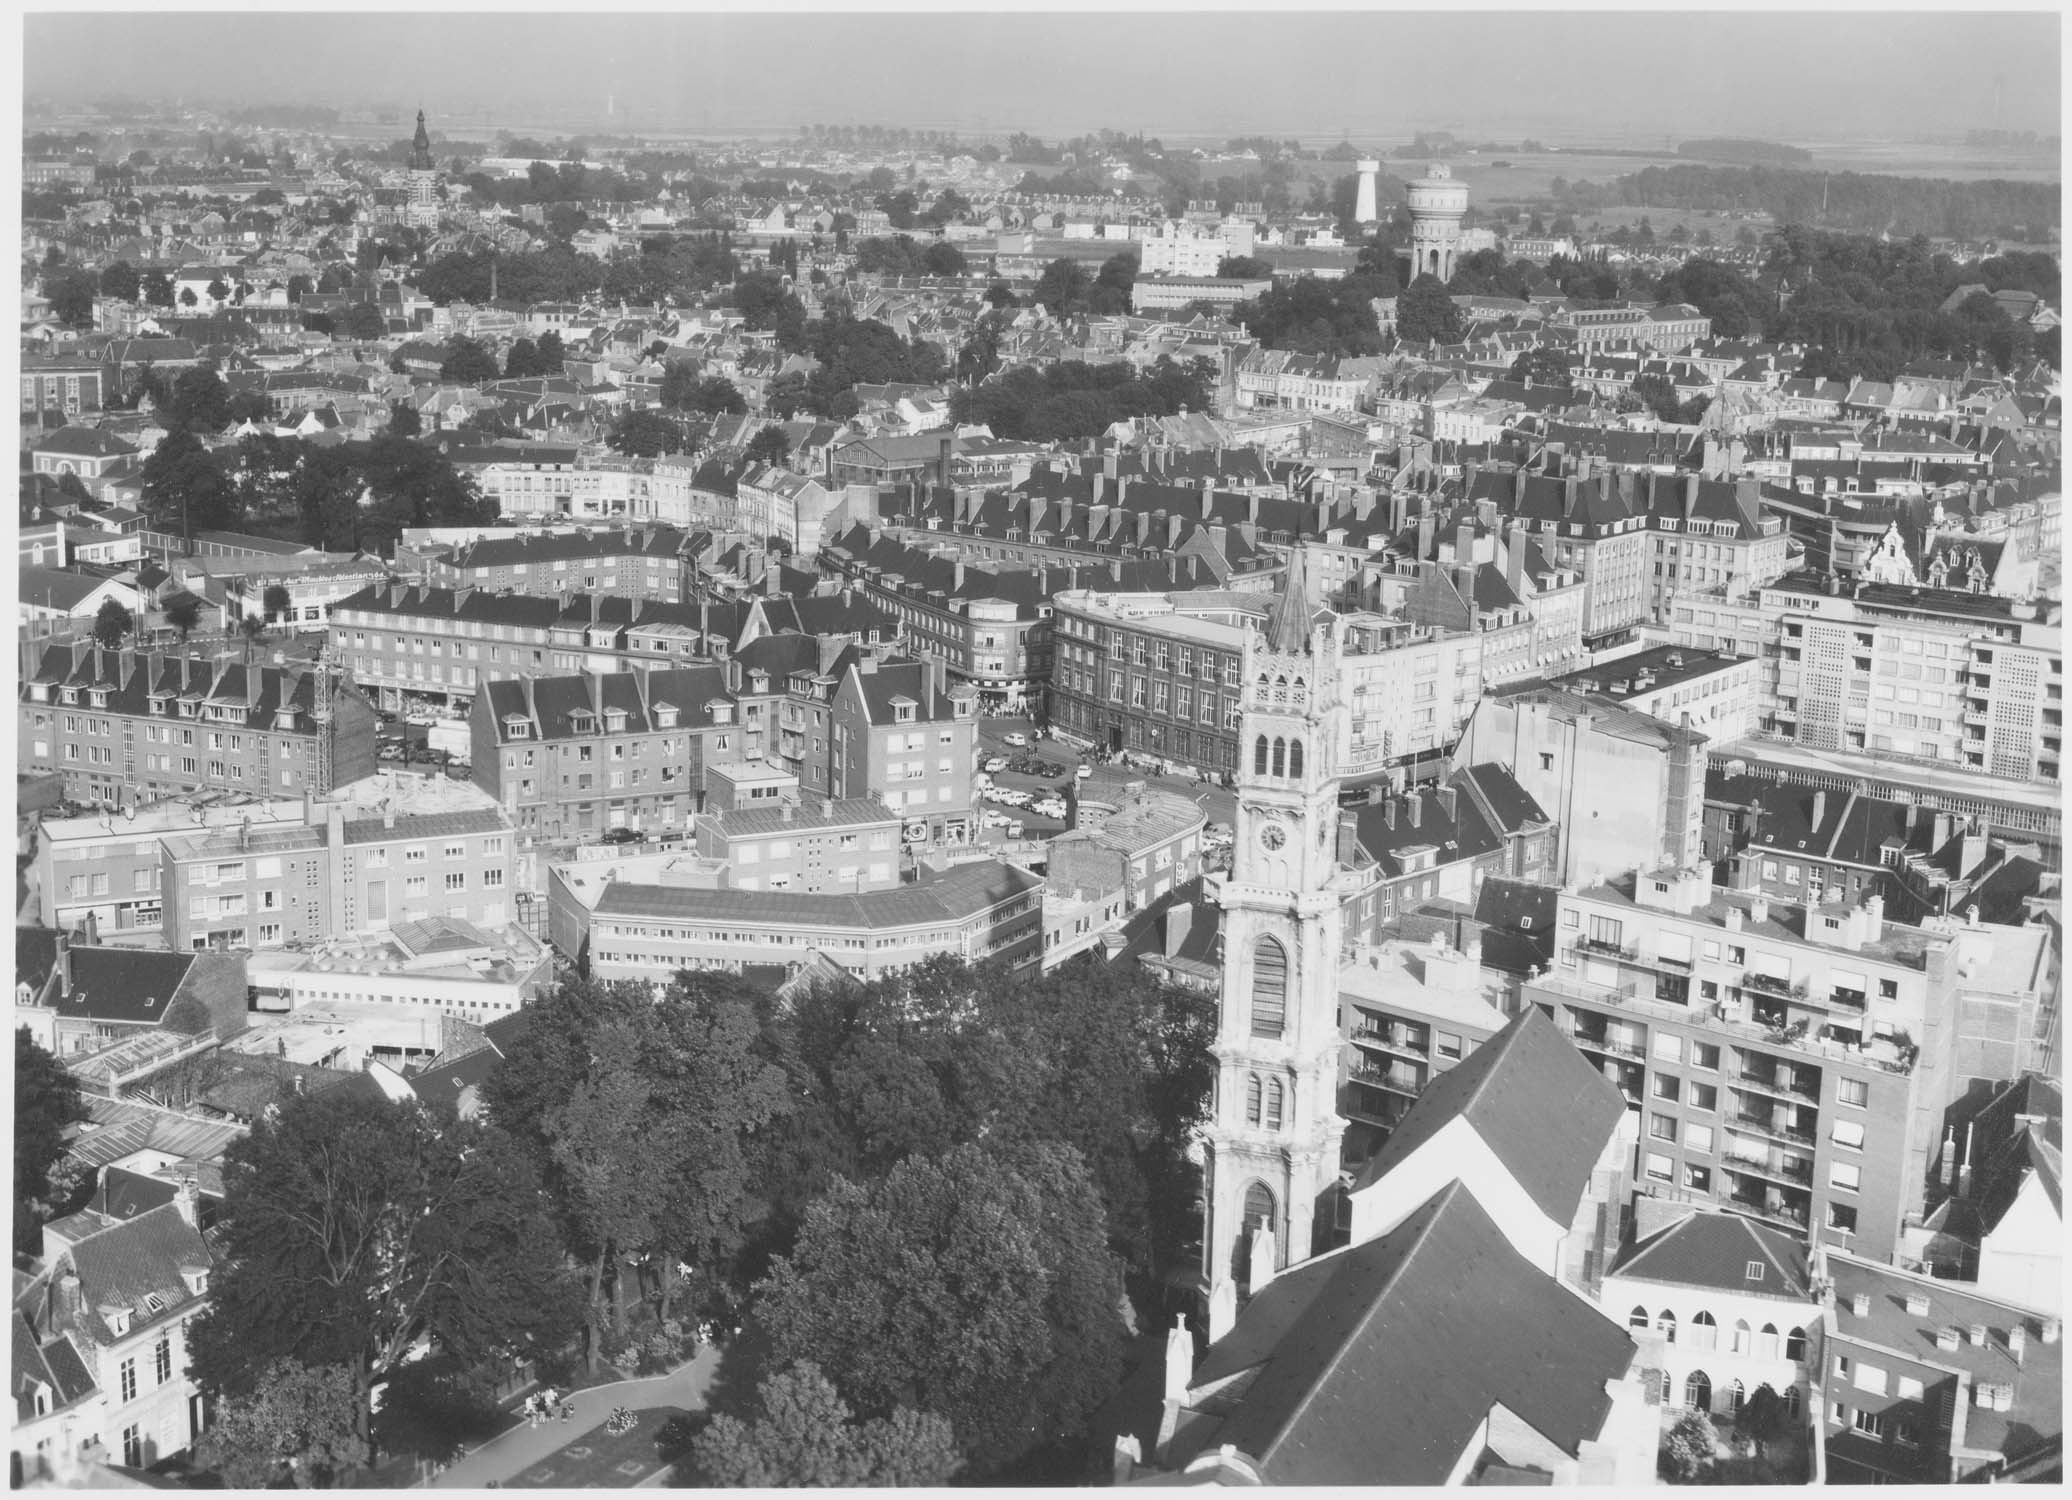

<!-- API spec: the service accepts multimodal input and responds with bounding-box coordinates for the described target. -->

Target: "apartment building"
[1815,1249,2061,1483]
[1548,302,1713,353]
[14,940,249,1061]
[470,664,732,846]
[425,526,696,601]
[453,446,705,525]
[1523,870,2040,1264]
[158,798,517,951]
[828,654,979,846]
[329,584,560,709]
[733,462,843,558]
[816,525,1054,709]
[1665,573,2064,786]
[1466,464,1651,642]
[1551,645,1762,744]
[19,643,378,805]
[565,857,1045,983]
[1637,474,1792,622]
[691,797,904,893]
[35,797,297,942]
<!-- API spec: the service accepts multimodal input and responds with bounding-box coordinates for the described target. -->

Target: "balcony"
[1570,1028,1647,1061]
[1349,1062,1425,1098]
[1577,936,1636,960]
[1351,1026,1429,1061]
[1530,975,1913,1075]
[1731,1111,1816,1147]
[1730,1064,1821,1102]
[1723,1185,1811,1230]
[1724,1152,1814,1190]
[1741,971,1797,999]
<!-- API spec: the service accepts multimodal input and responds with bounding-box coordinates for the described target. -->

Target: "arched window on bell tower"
[1271,737,1286,777]
[1245,1074,1262,1126]
[1251,937,1287,1038]
[1254,735,1268,776]
[1289,739,1304,778]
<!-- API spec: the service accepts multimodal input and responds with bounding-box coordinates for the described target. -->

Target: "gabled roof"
[50,948,198,1026]
[1611,1209,1812,1299]
[1170,1182,1634,1484]
[1349,1007,1626,1223]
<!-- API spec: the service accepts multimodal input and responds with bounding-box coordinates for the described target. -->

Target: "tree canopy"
[187,1089,582,1450]
[14,1029,88,1254]
[951,356,1216,443]
[1394,273,1463,345]
[754,1141,1128,1475]
[193,1359,364,1489]
[692,1361,960,1487]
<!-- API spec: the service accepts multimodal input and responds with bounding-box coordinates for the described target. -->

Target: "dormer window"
[569,710,596,734]
[502,716,531,740]
[89,690,108,708]
[60,688,78,705]
[100,1304,133,1338]
[179,1265,208,1296]
[710,703,734,726]
[149,695,169,716]
[653,706,678,729]
[604,710,627,734]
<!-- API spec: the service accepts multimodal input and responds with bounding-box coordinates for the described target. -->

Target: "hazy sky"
[23,9,2064,142]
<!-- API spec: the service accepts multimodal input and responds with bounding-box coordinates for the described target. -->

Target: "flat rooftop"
[1550,644,1749,701]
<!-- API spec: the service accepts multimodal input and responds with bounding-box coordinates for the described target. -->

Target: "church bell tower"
[1201,547,1352,1337]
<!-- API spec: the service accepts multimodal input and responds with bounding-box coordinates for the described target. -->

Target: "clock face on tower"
[1258,820,1287,851]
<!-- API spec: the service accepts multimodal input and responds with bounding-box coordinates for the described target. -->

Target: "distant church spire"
[410,108,434,172]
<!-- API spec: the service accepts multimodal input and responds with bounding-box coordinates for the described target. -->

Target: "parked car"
[1001,732,1030,748]
[1074,764,1093,780]
[981,809,1011,829]
[599,827,643,845]
[1032,798,1068,820]
[983,756,1008,774]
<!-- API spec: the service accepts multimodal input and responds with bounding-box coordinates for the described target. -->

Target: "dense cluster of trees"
[952,356,1218,443]
[1027,251,1138,317]
[1611,163,2058,241]
[851,234,968,279]
[140,428,494,551]
[182,952,1213,1484]
[414,235,739,309]
[1761,230,2054,380]
[188,1090,582,1473]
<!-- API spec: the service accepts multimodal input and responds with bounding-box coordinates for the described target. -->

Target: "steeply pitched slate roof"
[1175,1182,1634,1484]
[42,1202,213,1353]
[1350,1007,1626,1224]
[1612,1209,1811,1298]
[52,949,197,1026]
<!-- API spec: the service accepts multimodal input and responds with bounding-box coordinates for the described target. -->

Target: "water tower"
[1353,159,1381,225]
[1402,162,1469,283]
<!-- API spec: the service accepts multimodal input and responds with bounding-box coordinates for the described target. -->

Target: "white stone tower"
[1403,161,1469,283]
[1201,548,1352,1338]
[1354,159,1381,225]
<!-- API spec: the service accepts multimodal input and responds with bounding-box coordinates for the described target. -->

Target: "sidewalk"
[423,1344,721,1489]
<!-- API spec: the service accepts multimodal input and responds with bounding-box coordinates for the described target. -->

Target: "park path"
[422,1343,722,1489]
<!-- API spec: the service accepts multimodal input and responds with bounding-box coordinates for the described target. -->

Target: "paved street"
[423,1345,722,1489]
